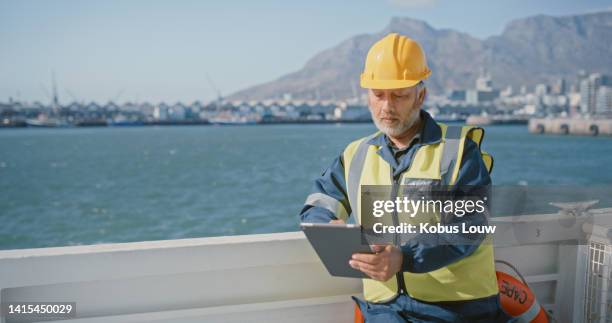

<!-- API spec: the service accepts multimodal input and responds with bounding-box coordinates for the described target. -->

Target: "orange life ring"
[497,271,548,322]
[354,303,364,323]
[354,270,549,322]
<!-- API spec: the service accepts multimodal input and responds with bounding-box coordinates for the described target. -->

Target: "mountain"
[228,11,612,100]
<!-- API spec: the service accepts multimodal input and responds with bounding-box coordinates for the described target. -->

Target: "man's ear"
[418,87,427,105]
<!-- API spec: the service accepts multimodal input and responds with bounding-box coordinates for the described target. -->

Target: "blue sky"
[1,0,610,104]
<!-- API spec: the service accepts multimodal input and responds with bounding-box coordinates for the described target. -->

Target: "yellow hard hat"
[360,33,431,89]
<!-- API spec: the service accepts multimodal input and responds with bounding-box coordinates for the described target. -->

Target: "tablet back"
[301,223,373,278]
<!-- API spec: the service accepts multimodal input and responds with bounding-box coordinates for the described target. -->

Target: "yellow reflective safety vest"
[342,123,498,303]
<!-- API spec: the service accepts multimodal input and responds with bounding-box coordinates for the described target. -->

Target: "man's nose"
[381,97,395,112]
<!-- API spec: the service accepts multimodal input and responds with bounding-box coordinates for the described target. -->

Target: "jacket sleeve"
[299,154,352,224]
[400,138,492,273]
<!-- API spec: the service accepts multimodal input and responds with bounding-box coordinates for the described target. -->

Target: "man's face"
[368,85,425,137]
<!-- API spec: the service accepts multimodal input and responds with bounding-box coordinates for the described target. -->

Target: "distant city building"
[105,101,120,111]
[535,84,549,97]
[500,86,513,97]
[552,78,566,95]
[595,86,612,114]
[580,77,596,114]
[465,69,499,104]
[168,103,186,120]
[334,104,370,120]
[541,94,568,108]
[465,89,499,104]
[448,90,466,101]
[580,73,612,114]
[475,69,493,91]
[568,92,581,108]
[153,105,168,120]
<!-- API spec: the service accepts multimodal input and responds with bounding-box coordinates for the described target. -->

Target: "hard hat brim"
[360,78,421,90]
[359,70,431,89]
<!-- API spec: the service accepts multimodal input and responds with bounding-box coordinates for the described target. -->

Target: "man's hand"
[349,245,403,281]
[329,219,345,224]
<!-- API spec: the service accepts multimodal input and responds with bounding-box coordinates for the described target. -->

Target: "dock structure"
[529,117,612,136]
[2,209,612,322]
[466,114,529,126]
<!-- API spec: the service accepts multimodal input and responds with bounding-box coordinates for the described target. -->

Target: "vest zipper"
[390,170,407,295]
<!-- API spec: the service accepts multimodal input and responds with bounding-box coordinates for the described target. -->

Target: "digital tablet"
[300,222,374,278]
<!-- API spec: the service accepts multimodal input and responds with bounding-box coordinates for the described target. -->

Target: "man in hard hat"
[300,33,510,322]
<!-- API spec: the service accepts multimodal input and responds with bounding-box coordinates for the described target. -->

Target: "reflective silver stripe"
[440,125,463,185]
[347,133,379,224]
[519,297,542,322]
[304,193,348,219]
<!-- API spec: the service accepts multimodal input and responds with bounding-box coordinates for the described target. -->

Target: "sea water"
[1,124,611,250]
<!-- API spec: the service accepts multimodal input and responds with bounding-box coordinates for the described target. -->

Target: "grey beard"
[372,109,420,138]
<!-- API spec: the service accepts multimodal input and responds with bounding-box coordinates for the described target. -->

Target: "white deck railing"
[1,208,611,323]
